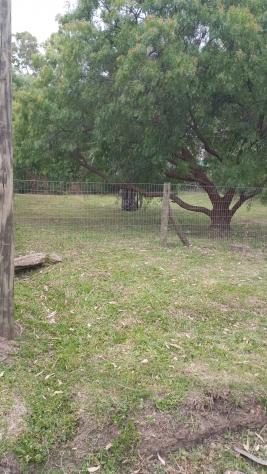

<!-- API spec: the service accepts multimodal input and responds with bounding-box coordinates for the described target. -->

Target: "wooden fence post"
[169,208,190,247]
[160,183,170,246]
[0,0,14,339]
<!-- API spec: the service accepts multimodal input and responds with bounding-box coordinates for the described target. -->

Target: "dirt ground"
[38,390,267,473]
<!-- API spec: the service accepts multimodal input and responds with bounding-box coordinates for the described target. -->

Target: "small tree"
[0,0,14,339]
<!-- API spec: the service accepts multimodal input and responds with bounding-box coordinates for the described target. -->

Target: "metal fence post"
[160,183,171,246]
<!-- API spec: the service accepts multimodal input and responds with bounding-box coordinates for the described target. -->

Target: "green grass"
[14,191,267,246]
[0,194,266,473]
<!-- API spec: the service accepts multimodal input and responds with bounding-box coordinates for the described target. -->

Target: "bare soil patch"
[0,397,27,474]
[44,391,266,473]
[4,397,27,439]
[0,454,21,474]
[136,391,267,457]
[0,338,18,365]
[0,395,27,449]
[45,412,119,473]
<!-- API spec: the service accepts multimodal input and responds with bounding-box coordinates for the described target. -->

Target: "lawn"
[14,191,267,245]
[0,194,267,473]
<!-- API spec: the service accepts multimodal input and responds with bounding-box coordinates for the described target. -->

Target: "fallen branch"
[234,446,267,467]
[15,253,62,273]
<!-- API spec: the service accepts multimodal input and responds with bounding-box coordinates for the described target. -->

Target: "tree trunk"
[0,0,14,339]
[210,200,232,234]
[121,189,142,211]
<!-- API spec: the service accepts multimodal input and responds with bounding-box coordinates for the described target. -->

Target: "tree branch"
[165,168,196,183]
[189,112,223,162]
[167,148,220,202]
[77,154,109,181]
[121,184,212,216]
[231,189,260,215]
[76,151,212,217]
[170,193,211,216]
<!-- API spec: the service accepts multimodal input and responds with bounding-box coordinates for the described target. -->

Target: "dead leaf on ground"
[224,471,245,474]
[169,342,182,350]
[47,311,57,324]
[45,373,55,380]
[87,466,101,473]
[157,453,166,466]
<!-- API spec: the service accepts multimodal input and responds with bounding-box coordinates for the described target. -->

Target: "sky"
[12,0,76,42]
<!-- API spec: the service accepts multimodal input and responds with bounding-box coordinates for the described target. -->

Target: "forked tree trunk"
[199,186,236,234]
[170,184,256,236]
[0,0,14,339]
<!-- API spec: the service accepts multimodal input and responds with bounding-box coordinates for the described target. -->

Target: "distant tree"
[14,0,267,230]
[12,31,39,75]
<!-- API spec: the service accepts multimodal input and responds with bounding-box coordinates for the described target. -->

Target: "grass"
[14,191,267,245]
[0,194,266,473]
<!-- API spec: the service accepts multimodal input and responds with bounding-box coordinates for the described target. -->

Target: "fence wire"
[14,180,267,248]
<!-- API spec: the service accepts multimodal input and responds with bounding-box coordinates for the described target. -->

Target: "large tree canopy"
[14,0,267,228]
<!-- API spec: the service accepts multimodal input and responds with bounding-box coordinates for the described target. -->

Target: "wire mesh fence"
[14,180,267,248]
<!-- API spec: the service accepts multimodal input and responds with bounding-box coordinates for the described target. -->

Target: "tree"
[12,32,41,97]
[12,31,39,75]
[0,0,14,339]
[14,0,267,230]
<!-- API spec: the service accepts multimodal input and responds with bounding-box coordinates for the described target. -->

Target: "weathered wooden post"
[169,208,190,247]
[0,0,14,339]
[160,183,170,246]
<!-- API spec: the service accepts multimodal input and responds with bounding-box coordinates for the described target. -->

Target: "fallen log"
[15,253,62,273]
